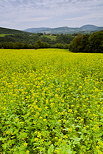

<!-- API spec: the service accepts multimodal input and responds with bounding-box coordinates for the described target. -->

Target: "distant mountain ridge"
[24,25,103,34]
[0,25,103,35]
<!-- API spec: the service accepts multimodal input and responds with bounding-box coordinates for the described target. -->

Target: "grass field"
[0,48,103,154]
[41,35,56,41]
[0,34,12,37]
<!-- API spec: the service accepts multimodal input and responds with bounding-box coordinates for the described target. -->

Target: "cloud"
[0,0,103,29]
[65,13,103,22]
[20,17,49,22]
[0,0,103,11]
[0,0,99,8]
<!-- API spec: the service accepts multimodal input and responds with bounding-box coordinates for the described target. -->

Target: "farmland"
[0,48,103,154]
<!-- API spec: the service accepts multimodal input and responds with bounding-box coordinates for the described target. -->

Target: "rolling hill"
[0,27,29,34]
[0,25,103,35]
[24,25,103,34]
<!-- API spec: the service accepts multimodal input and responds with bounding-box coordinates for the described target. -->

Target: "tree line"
[0,31,103,53]
[69,31,103,53]
[0,33,73,49]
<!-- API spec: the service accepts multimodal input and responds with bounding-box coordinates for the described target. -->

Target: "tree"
[54,43,65,49]
[34,40,50,49]
[69,34,89,52]
[56,34,73,44]
[88,31,103,53]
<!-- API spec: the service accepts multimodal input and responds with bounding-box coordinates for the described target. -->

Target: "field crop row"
[0,49,103,154]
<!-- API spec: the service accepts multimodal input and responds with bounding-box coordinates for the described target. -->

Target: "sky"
[0,0,103,30]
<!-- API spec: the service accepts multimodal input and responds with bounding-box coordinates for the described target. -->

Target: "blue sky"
[0,0,103,30]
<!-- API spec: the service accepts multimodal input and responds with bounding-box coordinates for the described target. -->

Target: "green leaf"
[48,144,54,154]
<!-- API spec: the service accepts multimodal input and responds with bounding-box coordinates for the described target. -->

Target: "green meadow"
[0,34,12,37]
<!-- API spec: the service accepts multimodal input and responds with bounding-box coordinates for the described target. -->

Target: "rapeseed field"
[0,49,103,154]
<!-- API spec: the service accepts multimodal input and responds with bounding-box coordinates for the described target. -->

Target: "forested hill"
[0,27,29,34]
[0,26,103,53]
[1,25,103,35]
[24,25,103,34]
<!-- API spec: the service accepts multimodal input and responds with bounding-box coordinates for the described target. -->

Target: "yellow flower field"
[0,49,103,154]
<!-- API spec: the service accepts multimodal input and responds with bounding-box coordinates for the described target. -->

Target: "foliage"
[88,31,103,53]
[0,27,29,34]
[34,40,50,49]
[0,49,103,153]
[69,34,89,53]
[0,33,73,49]
[56,34,73,44]
[69,31,103,53]
[0,27,103,52]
